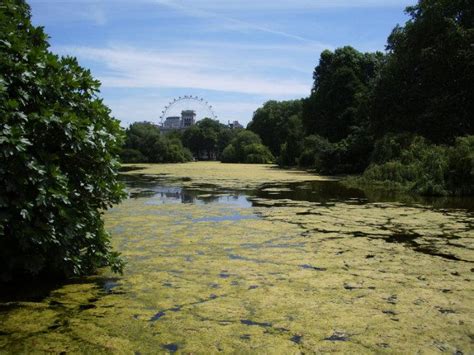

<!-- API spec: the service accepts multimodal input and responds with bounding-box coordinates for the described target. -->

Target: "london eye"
[160,95,217,124]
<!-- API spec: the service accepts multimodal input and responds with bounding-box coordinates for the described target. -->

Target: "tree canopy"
[371,0,473,143]
[248,99,304,157]
[182,118,237,160]
[121,122,192,163]
[303,46,384,142]
[221,130,274,164]
[245,0,473,195]
[0,0,125,280]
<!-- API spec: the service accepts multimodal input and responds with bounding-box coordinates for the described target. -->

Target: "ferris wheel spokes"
[159,95,218,123]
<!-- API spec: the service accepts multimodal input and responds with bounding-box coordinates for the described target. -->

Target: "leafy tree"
[277,114,305,166]
[248,99,303,157]
[0,0,125,281]
[371,0,474,143]
[121,122,192,163]
[182,118,237,160]
[221,130,274,164]
[303,46,384,142]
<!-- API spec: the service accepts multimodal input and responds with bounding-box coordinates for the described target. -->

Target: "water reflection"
[122,175,252,207]
[122,174,474,211]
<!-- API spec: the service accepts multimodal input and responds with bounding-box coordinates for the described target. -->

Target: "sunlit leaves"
[0,0,125,281]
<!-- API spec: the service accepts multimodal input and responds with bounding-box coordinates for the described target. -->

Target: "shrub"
[0,1,125,281]
[221,144,237,163]
[356,134,474,196]
[120,149,147,163]
[243,143,274,164]
[446,136,474,195]
[221,131,274,164]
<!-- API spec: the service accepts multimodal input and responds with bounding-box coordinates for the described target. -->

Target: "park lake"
[0,162,473,353]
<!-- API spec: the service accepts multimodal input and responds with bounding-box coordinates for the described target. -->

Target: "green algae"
[0,162,473,354]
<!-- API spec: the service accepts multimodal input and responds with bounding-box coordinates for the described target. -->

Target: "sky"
[28,0,412,127]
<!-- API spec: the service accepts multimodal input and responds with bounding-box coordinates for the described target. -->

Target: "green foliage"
[0,0,125,281]
[248,100,303,157]
[121,122,192,163]
[297,129,373,174]
[277,114,305,167]
[221,144,237,163]
[120,149,147,163]
[182,118,237,160]
[445,135,474,195]
[245,0,473,196]
[359,135,473,195]
[221,131,274,164]
[371,0,474,143]
[303,47,385,142]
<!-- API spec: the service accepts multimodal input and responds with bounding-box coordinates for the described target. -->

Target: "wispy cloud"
[154,0,322,45]
[56,44,311,96]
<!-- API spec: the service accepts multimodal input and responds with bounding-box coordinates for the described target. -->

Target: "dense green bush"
[445,136,474,195]
[0,1,125,281]
[358,135,473,195]
[121,122,192,163]
[120,148,147,163]
[221,131,274,164]
[297,130,373,174]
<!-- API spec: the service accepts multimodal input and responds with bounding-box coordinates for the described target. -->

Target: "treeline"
[120,118,273,164]
[248,0,473,196]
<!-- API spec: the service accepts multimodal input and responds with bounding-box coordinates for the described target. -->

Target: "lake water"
[1,163,473,353]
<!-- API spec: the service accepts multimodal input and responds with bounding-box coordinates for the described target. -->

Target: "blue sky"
[29,0,412,127]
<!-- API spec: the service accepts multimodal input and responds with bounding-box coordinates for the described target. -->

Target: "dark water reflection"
[122,174,474,211]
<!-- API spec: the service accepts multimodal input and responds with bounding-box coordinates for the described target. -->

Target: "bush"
[221,131,274,164]
[297,133,372,174]
[221,144,237,163]
[356,134,474,196]
[446,136,474,195]
[0,1,125,281]
[120,149,147,163]
[243,143,274,164]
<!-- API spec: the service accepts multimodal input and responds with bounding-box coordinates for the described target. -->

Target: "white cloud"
[57,45,312,96]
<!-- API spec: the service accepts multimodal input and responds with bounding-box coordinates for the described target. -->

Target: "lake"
[1,162,473,353]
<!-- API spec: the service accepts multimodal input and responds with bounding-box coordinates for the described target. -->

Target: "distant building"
[163,116,181,129]
[228,120,243,129]
[161,110,197,131]
[181,110,196,128]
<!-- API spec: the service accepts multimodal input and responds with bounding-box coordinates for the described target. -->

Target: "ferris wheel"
[160,95,218,123]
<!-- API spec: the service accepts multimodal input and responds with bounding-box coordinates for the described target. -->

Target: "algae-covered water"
[1,162,473,353]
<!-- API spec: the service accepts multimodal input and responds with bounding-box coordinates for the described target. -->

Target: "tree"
[371,0,474,143]
[182,118,235,160]
[0,0,125,281]
[303,47,384,142]
[248,99,303,157]
[221,130,274,164]
[278,114,305,166]
[121,122,192,163]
